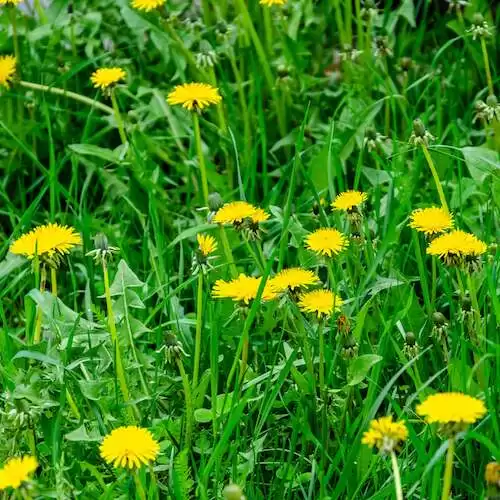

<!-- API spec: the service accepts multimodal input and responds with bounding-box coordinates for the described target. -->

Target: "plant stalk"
[176,357,193,449]
[421,144,449,214]
[441,437,455,500]
[192,271,204,390]
[391,451,404,500]
[480,38,494,96]
[193,112,209,207]
[110,90,128,146]
[219,226,238,278]
[34,265,47,344]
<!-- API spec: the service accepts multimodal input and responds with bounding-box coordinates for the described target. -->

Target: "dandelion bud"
[472,13,484,26]
[208,192,224,212]
[341,334,359,360]
[431,312,449,343]
[86,233,119,263]
[223,484,246,500]
[399,56,413,72]
[413,119,426,138]
[403,332,419,357]
[409,119,434,147]
[162,332,188,365]
[485,462,500,498]
[432,312,447,326]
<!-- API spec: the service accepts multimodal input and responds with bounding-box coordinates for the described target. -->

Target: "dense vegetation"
[0,0,499,498]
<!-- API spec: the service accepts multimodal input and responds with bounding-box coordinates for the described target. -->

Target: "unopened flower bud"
[208,192,224,212]
[405,332,416,345]
[472,13,484,26]
[413,119,426,138]
[432,312,447,326]
[223,484,246,500]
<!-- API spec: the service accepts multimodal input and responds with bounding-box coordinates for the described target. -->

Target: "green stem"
[133,471,147,500]
[480,38,494,96]
[466,273,482,338]
[19,81,114,114]
[193,112,209,207]
[110,91,128,146]
[421,144,449,214]
[441,437,455,500]
[239,330,250,384]
[33,0,48,23]
[263,7,274,56]
[176,357,193,449]
[193,272,204,390]
[233,0,286,136]
[355,0,363,50]
[391,451,404,500]
[50,267,58,297]
[102,259,135,422]
[219,226,238,278]
[317,319,327,498]
[10,9,20,71]
[34,265,46,344]
[333,0,346,45]
[65,388,81,421]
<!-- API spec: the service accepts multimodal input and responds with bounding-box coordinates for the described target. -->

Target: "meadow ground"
[0,0,499,498]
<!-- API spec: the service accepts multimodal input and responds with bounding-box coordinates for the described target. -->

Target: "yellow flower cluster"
[426,229,487,266]
[90,67,126,90]
[332,190,367,212]
[362,416,408,453]
[409,207,454,236]
[212,274,277,303]
[197,233,217,257]
[212,201,269,226]
[100,426,160,469]
[270,267,318,294]
[305,228,348,257]
[131,0,166,11]
[0,55,16,88]
[260,0,287,5]
[298,289,343,318]
[167,83,222,111]
[0,456,38,491]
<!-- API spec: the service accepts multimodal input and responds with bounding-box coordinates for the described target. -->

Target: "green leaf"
[65,425,101,442]
[194,408,213,424]
[68,144,120,163]
[347,354,383,386]
[0,253,26,280]
[461,146,499,182]
[108,260,144,296]
[13,350,62,367]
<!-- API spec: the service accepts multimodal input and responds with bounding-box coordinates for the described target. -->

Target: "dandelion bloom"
[10,223,81,261]
[305,228,348,257]
[212,274,276,303]
[213,201,268,226]
[416,392,486,425]
[131,0,165,11]
[197,233,217,257]
[0,456,38,490]
[270,268,318,294]
[362,416,408,453]
[426,230,487,266]
[90,67,126,90]
[100,426,160,469]
[298,289,343,318]
[167,83,222,111]
[332,190,367,211]
[0,55,16,88]
[260,0,286,5]
[485,462,500,486]
[0,0,23,5]
[409,207,454,236]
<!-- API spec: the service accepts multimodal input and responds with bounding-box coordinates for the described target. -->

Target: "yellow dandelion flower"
[0,456,38,491]
[251,207,270,223]
[212,274,276,303]
[298,289,343,318]
[416,392,486,425]
[10,223,81,262]
[167,83,222,111]
[485,462,500,486]
[426,230,487,266]
[90,67,126,90]
[0,55,16,88]
[213,201,258,225]
[0,0,23,5]
[100,426,160,469]
[362,416,408,453]
[197,233,217,257]
[260,0,287,5]
[305,228,348,257]
[131,0,165,11]
[409,207,454,236]
[332,190,368,211]
[270,268,318,294]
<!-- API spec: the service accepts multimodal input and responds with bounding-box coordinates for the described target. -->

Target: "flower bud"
[208,192,224,212]
[432,312,447,325]
[223,484,246,500]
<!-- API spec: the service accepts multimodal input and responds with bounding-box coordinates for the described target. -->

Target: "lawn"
[0,0,499,498]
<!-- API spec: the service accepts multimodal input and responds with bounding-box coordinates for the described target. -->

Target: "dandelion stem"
[192,112,209,207]
[317,319,328,498]
[110,90,128,146]
[480,38,494,96]
[441,437,455,500]
[34,265,46,344]
[65,388,81,421]
[391,451,404,500]
[134,471,147,500]
[9,8,20,71]
[466,273,483,338]
[193,272,204,390]
[219,226,238,278]
[102,259,135,422]
[263,8,274,56]
[333,0,346,45]
[50,267,58,297]
[240,330,250,384]
[33,0,48,23]
[18,81,114,114]
[421,144,449,214]
[176,356,193,450]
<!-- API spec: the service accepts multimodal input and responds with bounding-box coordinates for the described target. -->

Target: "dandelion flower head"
[362,416,408,453]
[90,67,126,90]
[426,230,487,265]
[305,228,348,257]
[0,0,23,5]
[212,274,276,303]
[270,268,318,294]
[416,392,486,425]
[0,456,38,491]
[167,83,222,111]
[131,0,165,11]
[100,426,160,469]
[0,55,16,88]
[10,223,81,262]
[298,289,343,318]
[485,462,500,486]
[213,201,268,225]
[332,190,367,211]
[260,0,287,5]
[197,233,217,257]
[409,207,454,236]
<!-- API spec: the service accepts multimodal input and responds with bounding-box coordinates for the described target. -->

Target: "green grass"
[0,0,499,498]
